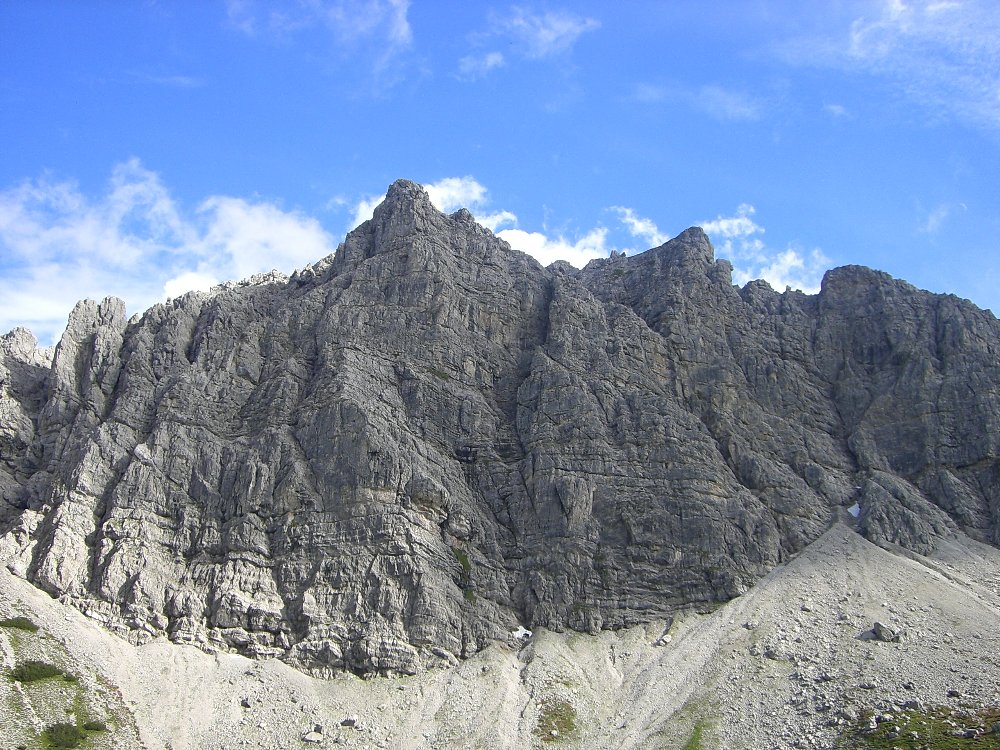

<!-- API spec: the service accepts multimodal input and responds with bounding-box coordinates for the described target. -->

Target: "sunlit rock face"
[1,179,998,675]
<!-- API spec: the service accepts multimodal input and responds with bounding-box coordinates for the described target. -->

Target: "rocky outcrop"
[1,179,998,675]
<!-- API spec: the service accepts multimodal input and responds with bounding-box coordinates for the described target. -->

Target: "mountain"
[1,179,998,679]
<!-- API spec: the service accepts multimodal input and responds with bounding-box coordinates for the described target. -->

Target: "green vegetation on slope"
[10,660,66,683]
[839,705,1000,749]
[1,615,40,632]
[682,719,709,750]
[534,698,578,743]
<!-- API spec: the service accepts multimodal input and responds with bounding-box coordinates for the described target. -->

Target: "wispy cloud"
[778,0,1000,129]
[630,82,762,122]
[460,6,599,79]
[130,72,206,88]
[630,82,668,104]
[457,52,506,80]
[696,85,762,121]
[611,206,669,248]
[919,201,966,234]
[823,102,850,118]
[495,6,600,59]
[700,204,830,293]
[225,0,414,84]
[0,160,336,345]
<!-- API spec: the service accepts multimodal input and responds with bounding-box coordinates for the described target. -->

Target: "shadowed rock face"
[1,179,998,676]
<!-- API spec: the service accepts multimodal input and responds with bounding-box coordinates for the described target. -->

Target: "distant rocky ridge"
[0,179,997,676]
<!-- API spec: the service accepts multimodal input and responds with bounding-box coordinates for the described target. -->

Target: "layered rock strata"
[1,180,998,675]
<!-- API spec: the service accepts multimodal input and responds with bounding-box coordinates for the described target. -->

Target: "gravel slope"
[3,518,1000,749]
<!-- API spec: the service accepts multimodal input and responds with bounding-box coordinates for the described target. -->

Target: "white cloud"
[921,203,950,234]
[349,193,386,229]
[458,51,506,79]
[225,0,414,83]
[423,176,489,213]
[700,204,830,294]
[700,203,763,240]
[920,201,966,234]
[498,226,612,267]
[733,248,831,294]
[823,102,849,117]
[630,82,762,122]
[227,0,411,43]
[611,206,669,248]
[779,0,1000,129]
[466,6,599,71]
[131,72,205,89]
[196,197,335,279]
[696,85,761,121]
[0,161,336,346]
[475,210,518,232]
[497,7,600,59]
[631,82,668,104]
[332,0,412,49]
[163,271,218,299]
[0,159,193,270]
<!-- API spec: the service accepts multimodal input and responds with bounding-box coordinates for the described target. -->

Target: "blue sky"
[2,1,999,345]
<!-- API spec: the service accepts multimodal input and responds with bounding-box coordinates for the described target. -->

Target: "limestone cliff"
[1,179,998,675]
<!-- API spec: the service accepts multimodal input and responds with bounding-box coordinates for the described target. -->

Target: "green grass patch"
[43,722,86,749]
[682,719,708,750]
[534,698,577,742]
[839,704,1000,749]
[11,660,65,683]
[452,547,471,577]
[452,547,477,603]
[0,615,40,632]
[426,366,451,380]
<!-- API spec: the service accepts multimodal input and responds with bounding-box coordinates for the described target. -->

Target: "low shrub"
[11,660,63,682]
[43,722,86,748]
[83,720,108,732]
[0,615,40,632]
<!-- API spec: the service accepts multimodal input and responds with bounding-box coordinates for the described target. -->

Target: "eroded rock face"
[1,179,998,675]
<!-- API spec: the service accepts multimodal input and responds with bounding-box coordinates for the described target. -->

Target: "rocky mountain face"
[1,179,998,677]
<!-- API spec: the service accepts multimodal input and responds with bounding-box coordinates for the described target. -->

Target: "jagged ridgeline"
[1,180,998,676]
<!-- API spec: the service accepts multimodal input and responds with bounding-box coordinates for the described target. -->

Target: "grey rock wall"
[1,179,998,675]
